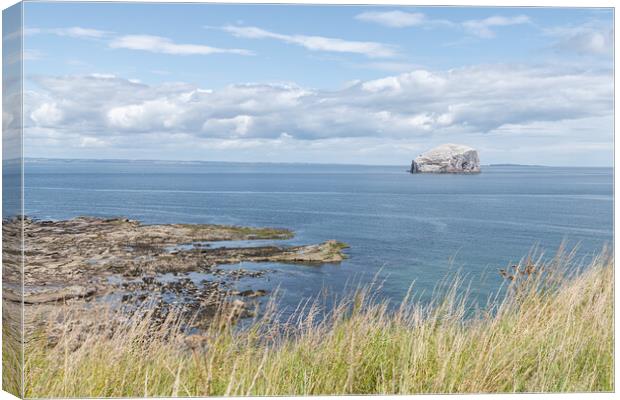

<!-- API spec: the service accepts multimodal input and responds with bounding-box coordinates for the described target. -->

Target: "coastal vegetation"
[177,223,294,240]
[21,248,613,396]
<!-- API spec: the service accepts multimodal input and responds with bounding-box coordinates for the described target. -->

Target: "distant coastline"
[21,158,612,169]
[488,163,546,167]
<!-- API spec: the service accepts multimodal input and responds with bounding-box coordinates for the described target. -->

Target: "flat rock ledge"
[410,143,480,173]
[3,216,349,341]
[3,216,348,305]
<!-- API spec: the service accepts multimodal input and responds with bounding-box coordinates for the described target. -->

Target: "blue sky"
[18,3,614,165]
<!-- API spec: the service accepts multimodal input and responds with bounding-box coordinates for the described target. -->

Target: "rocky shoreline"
[3,216,349,338]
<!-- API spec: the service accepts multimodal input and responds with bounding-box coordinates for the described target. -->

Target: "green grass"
[179,223,294,240]
[329,241,350,250]
[22,249,613,397]
[226,225,294,239]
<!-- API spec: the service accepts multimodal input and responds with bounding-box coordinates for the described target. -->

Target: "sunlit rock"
[410,144,480,174]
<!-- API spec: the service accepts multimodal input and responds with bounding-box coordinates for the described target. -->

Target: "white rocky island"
[410,144,480,173]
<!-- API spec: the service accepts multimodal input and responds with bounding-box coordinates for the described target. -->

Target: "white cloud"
[107,99,182,130]
[545,23,613,55]
[25,26,111,39]
[26,26,253,57]
[90,73,117,79]
[221,25,397,58]
[462,15,531,38]
[109,34,254,56]
[30,102,64,126]
[361,70,446,93]
[202,115,254,137]
[79,136,107,148]
[361,76,402,92]
[25,64,612,156]
[50,26,111,39]
[354,11,531,40]
[355,11,428,28]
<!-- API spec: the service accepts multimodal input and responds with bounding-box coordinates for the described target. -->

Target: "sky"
[15,3,615,166]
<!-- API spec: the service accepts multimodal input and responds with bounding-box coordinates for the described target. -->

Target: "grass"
[20,248,614,397]
[230,226,294,240]
[179,223,294,240]
[328,241,350,250]
[2,302,22,397]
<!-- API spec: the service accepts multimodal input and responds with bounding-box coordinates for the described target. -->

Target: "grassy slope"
[23,251,613,397]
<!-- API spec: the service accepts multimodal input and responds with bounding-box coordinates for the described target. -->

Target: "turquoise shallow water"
[23,159,613,313]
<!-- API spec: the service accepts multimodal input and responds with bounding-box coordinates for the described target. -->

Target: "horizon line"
[17,157,614,169]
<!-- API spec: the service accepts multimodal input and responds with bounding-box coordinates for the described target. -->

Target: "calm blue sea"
[23,159,613,312]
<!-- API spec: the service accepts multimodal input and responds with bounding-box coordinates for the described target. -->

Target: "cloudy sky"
[20,3,613,166]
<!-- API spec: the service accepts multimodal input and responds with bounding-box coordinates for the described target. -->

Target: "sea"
[22,159,613,315]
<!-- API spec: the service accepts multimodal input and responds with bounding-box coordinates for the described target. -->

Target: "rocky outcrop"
[7,217,348,306]
[410,144,480,173]
[10,216,350,340]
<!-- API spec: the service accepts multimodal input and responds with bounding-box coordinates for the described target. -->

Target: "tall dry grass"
[2,302,23,397]
[22,249,613,397]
